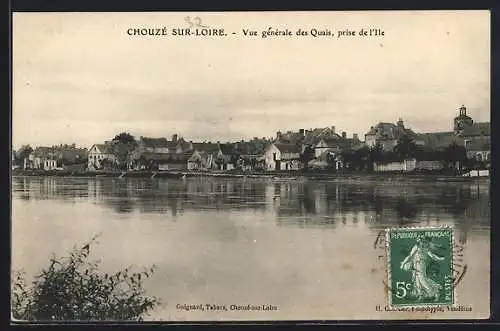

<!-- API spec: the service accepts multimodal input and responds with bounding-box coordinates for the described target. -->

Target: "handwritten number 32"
[185,16,208,28]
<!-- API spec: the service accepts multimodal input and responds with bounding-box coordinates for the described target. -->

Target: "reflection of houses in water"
[12,178,490,233]
[13,177,85,201]
[268,181,491,231]
[87,178,103,201]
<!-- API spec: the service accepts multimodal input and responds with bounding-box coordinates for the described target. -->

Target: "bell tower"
[454,104,473,134]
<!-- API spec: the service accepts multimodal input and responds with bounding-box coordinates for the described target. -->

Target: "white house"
[187,150,214,170]
[24,155,57,170]
[88,144,117,170]
[264,143,301,171]
[464,139,491,163]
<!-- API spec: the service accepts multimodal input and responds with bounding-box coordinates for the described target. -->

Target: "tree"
[354,146,370,170]
[112,132,136,145]
[112,133,138,170]
[443,142,467,172]
[300,146,315,170]
[369,143,384,162]
[394,135,417,160]
[11,236,160,321]
[16,145,33,163]
[339,147,370,171]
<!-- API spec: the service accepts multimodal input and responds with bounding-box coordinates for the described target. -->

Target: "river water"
[11,176,490,321]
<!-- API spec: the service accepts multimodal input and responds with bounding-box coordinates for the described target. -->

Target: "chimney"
[331,126,336,133]
[397,118,404,128]
[172,134,178,142]
[353,133,358,140]
[342,132,346,139]
[299,129,305,137]
[276,131,282,140]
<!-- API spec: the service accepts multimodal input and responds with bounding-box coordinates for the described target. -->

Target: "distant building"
[187,150,213,170]
[24,147,60,171]
[129,152,190,171]
[136,136,178,154]
[314,133,362,158]
[365,118,416,151]
[276,126,342,147]
[232,140,268,171]
[264,143,301,171]
[88,143,117,170]
[415,105,490,162]
[415,131,463,151]
[312,134,364,170]
[128,134,192,170]
[214,143,236,171]
[465,139,491,163]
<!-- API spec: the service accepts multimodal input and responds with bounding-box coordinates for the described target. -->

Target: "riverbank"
[11,168,489,183]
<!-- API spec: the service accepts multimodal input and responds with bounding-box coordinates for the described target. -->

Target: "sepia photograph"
[11,10,490,321]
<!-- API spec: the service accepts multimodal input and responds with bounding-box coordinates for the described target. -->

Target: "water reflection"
[12,176,490,241]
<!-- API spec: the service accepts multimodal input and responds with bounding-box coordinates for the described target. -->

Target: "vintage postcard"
[11,10,490,321]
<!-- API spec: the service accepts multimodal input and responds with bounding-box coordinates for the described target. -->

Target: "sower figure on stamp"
[400,235,445,301]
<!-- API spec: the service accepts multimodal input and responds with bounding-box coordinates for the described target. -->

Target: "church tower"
[454,104,473,134]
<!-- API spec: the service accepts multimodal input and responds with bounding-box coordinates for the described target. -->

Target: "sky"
[12,11,490,150]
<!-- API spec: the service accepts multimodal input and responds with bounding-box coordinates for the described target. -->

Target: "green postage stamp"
[385,226,454,307]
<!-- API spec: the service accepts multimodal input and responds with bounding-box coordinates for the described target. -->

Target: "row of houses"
[87,135,265,172]
[21,145,89,171]
[365,105,491,162]
[21,105,490,173]
[85,126,365,172]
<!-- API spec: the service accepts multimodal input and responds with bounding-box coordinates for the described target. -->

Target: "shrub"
[11,235,160,321]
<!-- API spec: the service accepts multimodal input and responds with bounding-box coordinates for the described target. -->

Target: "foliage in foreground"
[11,236,160,321]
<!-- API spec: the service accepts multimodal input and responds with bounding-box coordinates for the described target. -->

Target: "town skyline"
[12,104,489,150]
[12,11,489,150]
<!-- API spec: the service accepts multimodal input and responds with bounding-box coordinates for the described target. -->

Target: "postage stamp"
[385,226,455,308]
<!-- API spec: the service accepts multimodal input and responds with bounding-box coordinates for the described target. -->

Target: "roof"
[460,122,490,137]
[31,148,58,160]
[416,132,464,150]
[32,145,89,160]
[93,144,115,154]
[277,131,304,144]
[233,141,270,155]
[165,141,178,149]
[32,147,54,158]
[176,138,192,151]
[218,143,235,155]
[304,127,342,145]
[277,127,342,145]
[275,143,301,154]
[454,113,472,121]
[466,138,490,152]
[192,143,220,153]
[139,137,169,149]
[316,136,364,150]
[348,141,368,151]
[365,122,416,140]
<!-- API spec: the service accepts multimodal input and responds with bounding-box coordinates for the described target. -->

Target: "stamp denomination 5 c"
[386,227,454,308]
